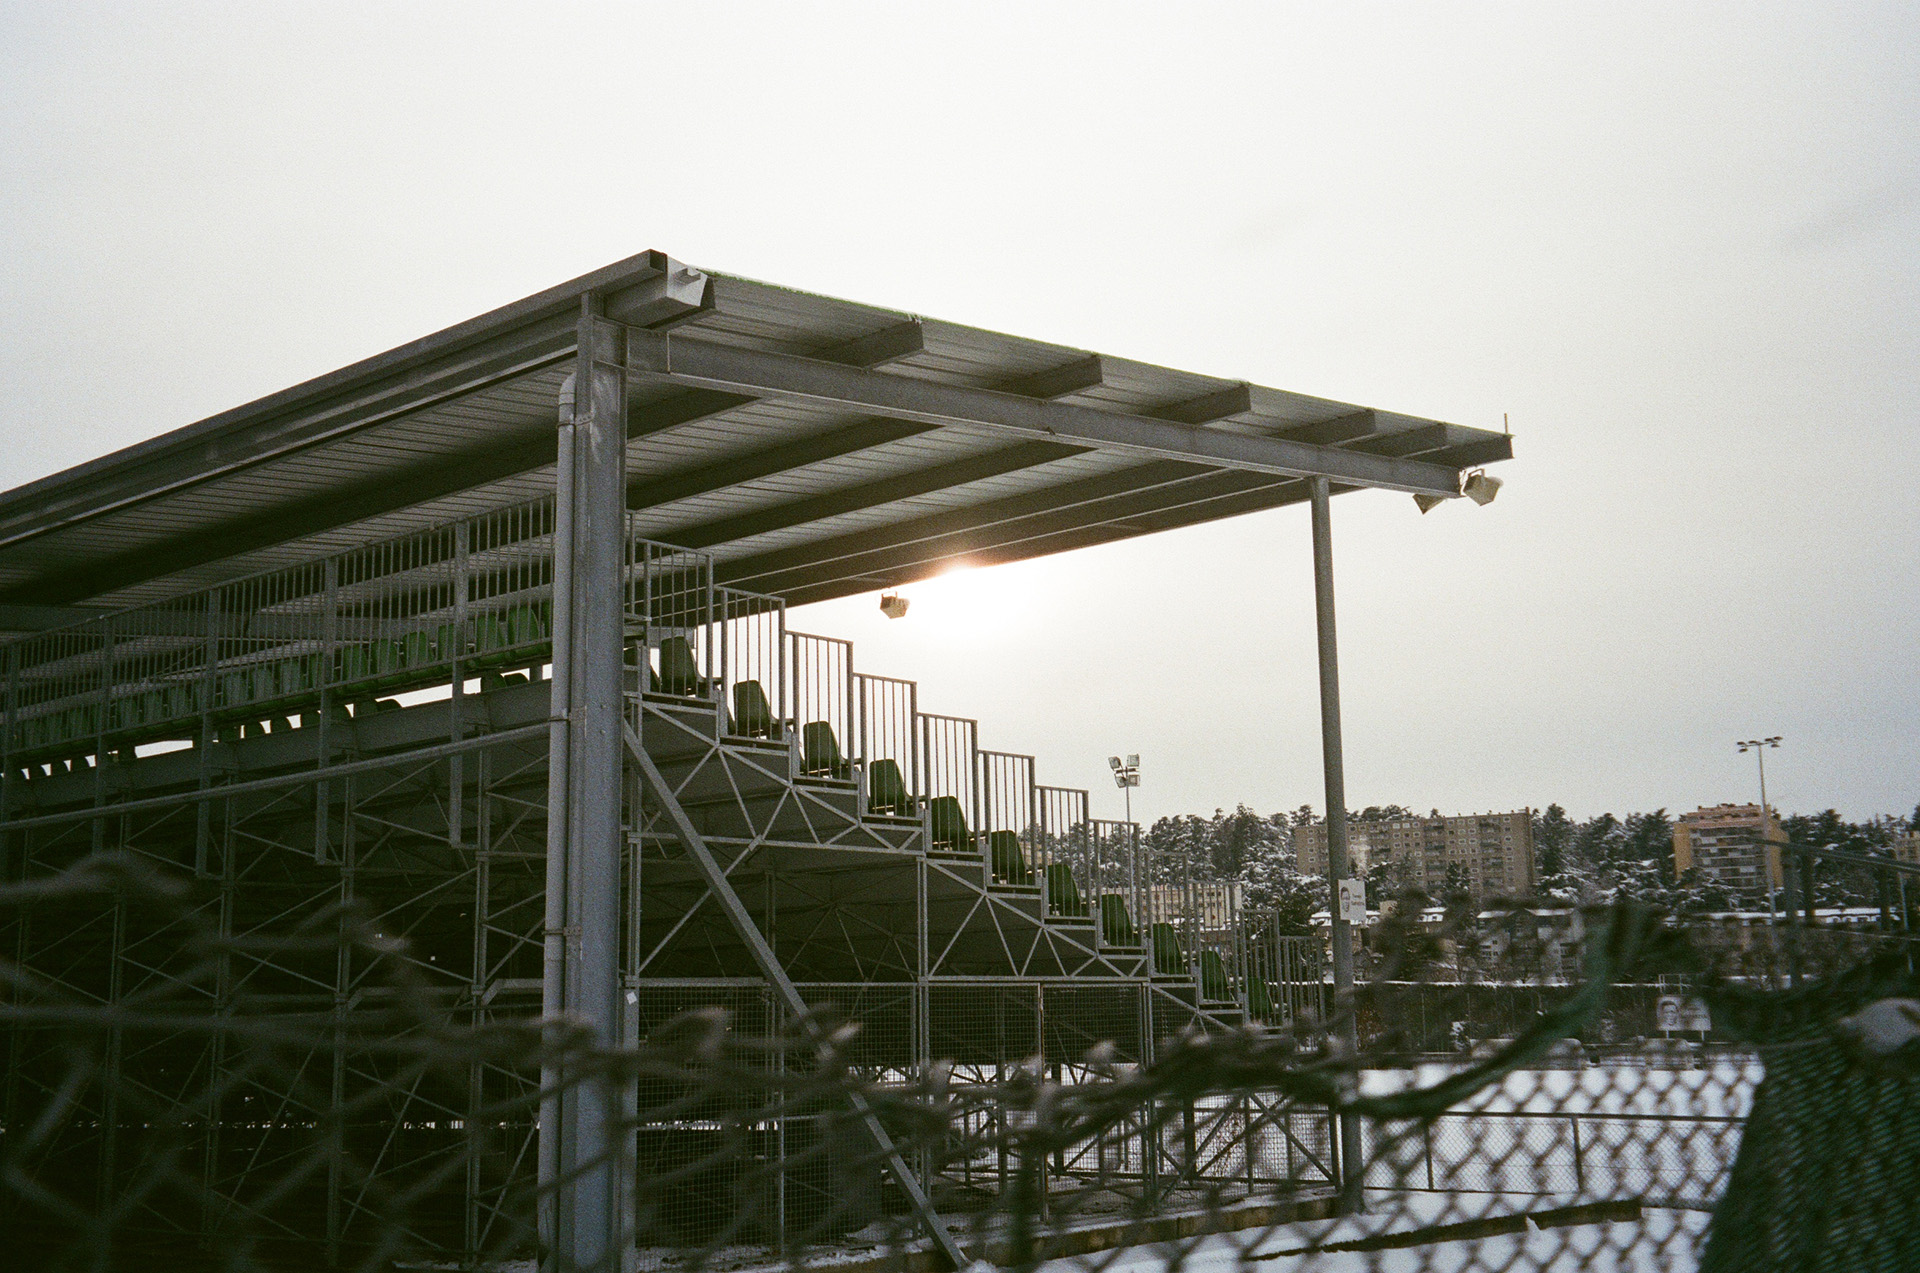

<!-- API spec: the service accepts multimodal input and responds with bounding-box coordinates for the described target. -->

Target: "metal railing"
[916,713,978,854]
[978,750,1038,887]
[787,632,852,779]
[851,672,916,817]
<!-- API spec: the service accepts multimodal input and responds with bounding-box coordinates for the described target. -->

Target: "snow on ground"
[1031,1203,1710,1273]
[1052,1064,1753,1273]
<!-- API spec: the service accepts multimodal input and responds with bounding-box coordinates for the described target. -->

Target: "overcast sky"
[2,2,1914,826]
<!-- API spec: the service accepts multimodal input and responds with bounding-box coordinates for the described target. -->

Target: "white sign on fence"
[1656,994,1712,1034]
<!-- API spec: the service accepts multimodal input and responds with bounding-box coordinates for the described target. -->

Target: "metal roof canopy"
[0,250,1512,634]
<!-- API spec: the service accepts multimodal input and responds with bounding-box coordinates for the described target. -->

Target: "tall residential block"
[1672,803,1785,895]
[1294,811,1536,900]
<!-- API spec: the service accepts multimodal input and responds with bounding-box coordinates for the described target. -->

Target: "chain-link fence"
[5,852,1917,1272]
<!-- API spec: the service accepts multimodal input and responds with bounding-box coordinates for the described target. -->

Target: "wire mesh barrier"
[7,853,1919,1272]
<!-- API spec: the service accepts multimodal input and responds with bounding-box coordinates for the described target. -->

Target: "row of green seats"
[335,601,551,691]
[1145,924,1245,1003]
[9,600,553,760]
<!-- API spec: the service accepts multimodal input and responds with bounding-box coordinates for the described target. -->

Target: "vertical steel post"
[1308,477,1364,1208]
[542,299,633,1273]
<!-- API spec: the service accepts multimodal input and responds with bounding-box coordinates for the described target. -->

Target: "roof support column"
[1308,476,1364,1209]
[542,300,633,1273]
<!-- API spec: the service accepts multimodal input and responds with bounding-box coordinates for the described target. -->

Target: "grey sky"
[2,2,1915,826]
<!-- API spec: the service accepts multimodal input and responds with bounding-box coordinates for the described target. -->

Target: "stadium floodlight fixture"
[1413,470,1501,513]
[1461,469,1503,506]
[878,592,909,620]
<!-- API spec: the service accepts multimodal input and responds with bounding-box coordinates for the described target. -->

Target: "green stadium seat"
[1099,894,1137,946]
[866,759,909,815]
[1151,923,1184,977]
[800,721,850,778]
[729,681,774,737]
[926,795,970,851]
[989,831,1032,886]
[335,643,374,685]
[281,653,322,697]
[399,630,436,670]
[434,622,463,663]
[249,663,279,701]
[107,696,141,735]
[1246,977,1273,1023]
[161,683,198,721]
[1046,863,1089,918]
[218,669,254,712]
[504,603,547,647]
[655,636,705,695]
[368,640,406,687]
[471,613,509,663]
[1199,949,1231,1001]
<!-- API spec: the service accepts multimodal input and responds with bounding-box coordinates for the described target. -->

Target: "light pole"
[1108,754,1143,927]
[1737,736,1783,922]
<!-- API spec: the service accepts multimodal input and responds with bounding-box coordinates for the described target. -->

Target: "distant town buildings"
[1148,881,1241,936]
[1295,810,1536,901]
[1672,803,1785,896]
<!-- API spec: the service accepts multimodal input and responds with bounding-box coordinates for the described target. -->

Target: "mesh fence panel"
[4,853,1918,1272]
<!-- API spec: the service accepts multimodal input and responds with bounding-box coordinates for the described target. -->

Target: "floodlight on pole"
[1107,754,1140,826]
[1736,736,1784,920]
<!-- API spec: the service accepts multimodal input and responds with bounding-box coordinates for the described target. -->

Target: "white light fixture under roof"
[878,592,909,620]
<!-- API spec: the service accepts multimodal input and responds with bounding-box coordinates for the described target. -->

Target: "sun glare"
[889,560,1041,645]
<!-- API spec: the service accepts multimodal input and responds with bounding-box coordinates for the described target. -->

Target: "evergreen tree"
[1534,803,1573,877]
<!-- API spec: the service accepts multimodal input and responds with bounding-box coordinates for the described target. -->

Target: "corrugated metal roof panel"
[0,252,1510,624]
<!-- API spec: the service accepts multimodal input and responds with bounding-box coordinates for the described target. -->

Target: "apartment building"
[1672,803,1785,896]
[1295,810,1536,901]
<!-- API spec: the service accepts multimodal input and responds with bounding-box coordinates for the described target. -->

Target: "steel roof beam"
[757,431,1508,601]
[717,460,1214,589]
[625,328,1468,496]
[627,417,935,511]
[778,479,1329,607]
[999,354,1106,400]
[818,319,925,368]
[734,467,1287,597]
[658,440,1089,550]
[717,397,1462,592]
